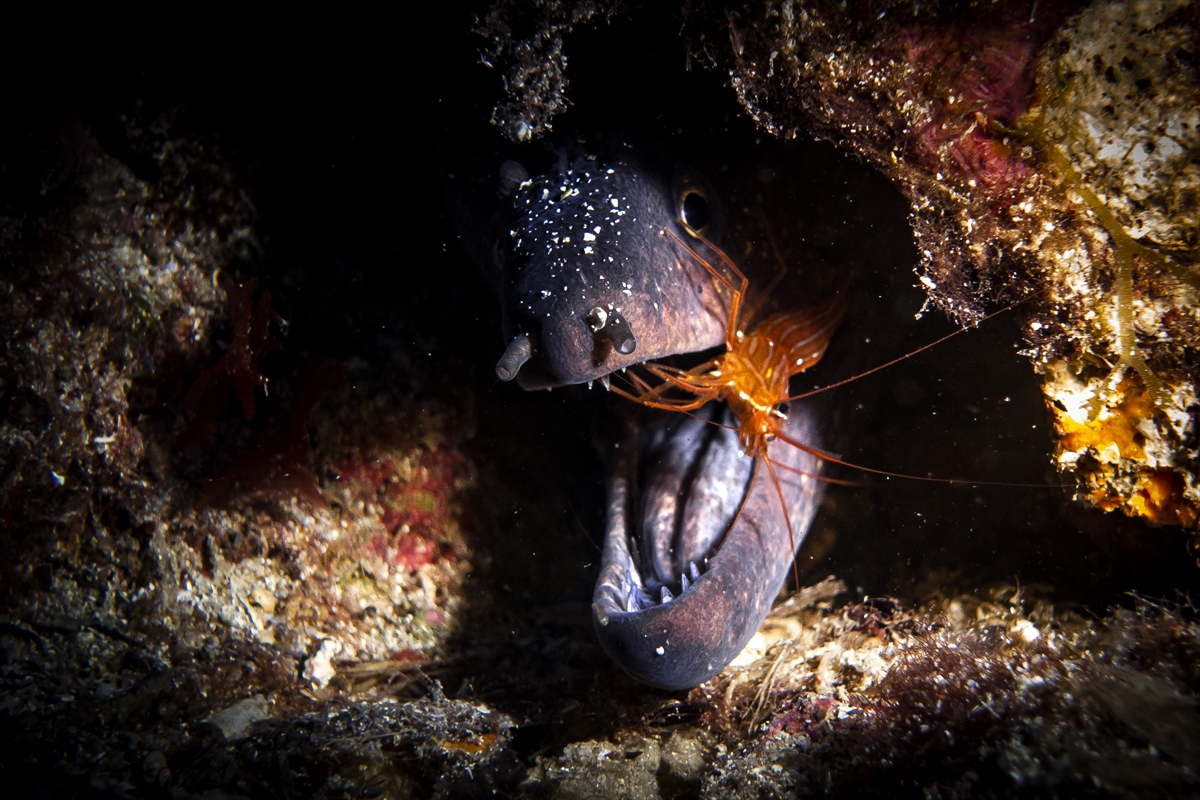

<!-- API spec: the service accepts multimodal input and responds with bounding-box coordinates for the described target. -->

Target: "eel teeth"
[660,586,673,603]
[600,374,611,391]
[688,561,700,581]
[680,572,690,592]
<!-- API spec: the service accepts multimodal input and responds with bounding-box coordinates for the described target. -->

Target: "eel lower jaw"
[591,401,825,691]
[593,538,710,624]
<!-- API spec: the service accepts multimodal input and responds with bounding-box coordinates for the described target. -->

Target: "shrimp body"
[615,228,844,460]
[723,309,843,454]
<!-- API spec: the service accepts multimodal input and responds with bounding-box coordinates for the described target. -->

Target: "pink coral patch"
[900,24,1038,195]
[336,448,471,570]
[395,533,437,572]
[363,533,391,561]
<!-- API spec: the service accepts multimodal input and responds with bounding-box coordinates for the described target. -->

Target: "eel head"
[492,155,728,390]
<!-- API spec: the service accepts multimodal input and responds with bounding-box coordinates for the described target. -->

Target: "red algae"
[180,275,283,454]
[194,358,345,510]
[396,533,439,573]
[900,23,1037,195]
[699,586,1200,798]
[334,448,472,572]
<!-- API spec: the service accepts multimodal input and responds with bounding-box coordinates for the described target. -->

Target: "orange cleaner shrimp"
[610,226,1025,589]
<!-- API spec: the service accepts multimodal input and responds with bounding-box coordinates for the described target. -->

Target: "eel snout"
[592,401,824,690]
[494,156,727,390]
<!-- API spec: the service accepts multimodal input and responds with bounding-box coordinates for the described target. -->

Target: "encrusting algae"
[665,0,1200,537]
[1021,0,1200,532]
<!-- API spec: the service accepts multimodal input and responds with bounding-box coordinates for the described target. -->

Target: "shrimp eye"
[680,191,710,235]
[775,402,789,417]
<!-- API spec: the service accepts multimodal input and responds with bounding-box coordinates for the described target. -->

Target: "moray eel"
[491,152,828,689]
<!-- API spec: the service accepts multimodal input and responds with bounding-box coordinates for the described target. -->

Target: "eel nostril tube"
[588,306,637,358]
[496,332,536,381]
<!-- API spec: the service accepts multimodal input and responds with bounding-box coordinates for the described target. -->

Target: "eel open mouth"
[592,401,825,690]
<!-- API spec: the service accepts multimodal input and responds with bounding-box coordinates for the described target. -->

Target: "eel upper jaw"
[495,327,632,389]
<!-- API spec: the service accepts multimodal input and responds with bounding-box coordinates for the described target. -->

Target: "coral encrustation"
[690,0,1200,531]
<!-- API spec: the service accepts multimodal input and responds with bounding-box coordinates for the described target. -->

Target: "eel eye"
[673,166,723,242]
[680,190,710,236]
